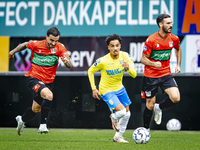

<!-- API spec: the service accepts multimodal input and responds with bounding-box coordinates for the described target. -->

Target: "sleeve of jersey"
[59,44,70,58]
[142,39,152,57]
[27,40,35,50]
[123,53,137,78]
[174,36,180,50]
[88,60,102,90]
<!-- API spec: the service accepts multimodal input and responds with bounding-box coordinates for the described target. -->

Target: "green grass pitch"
[0,128,200,150]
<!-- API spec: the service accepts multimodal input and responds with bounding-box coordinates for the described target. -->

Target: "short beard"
[48,43,54,48]
[163,26,172,34]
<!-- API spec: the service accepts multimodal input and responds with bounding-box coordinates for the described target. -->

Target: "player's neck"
[44,40,50,50]
[158,30,168,38]
[110,53,119,60]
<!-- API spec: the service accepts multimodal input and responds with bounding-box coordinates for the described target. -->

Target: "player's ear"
[159,22,163,28]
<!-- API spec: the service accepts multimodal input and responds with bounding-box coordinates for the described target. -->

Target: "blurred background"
[0,0,200,130]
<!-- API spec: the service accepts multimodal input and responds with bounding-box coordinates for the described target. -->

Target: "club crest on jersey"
[169,42,173,47]
[119,60,124,65]
[157,44,159,48]
[51,48,57,53]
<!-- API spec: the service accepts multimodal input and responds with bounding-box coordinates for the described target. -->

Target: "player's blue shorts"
[101,87,132,113]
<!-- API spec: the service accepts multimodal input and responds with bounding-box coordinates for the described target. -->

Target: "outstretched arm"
[9,42,28,58]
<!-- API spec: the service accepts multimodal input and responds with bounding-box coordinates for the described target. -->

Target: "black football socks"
[22,107,36,122]
[143,107,153,129]
[40,99,52,124]
[159,97,177,110]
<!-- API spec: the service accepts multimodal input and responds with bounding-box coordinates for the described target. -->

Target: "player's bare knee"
[32,107,40,113]
[149,104,154,110]
[173,97,180,103]
[147,103,154,110]
[44,93,53,101]
[171,95,180,103]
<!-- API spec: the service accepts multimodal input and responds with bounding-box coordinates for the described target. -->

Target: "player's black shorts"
[141,75,178,98]
[27,77,52,105]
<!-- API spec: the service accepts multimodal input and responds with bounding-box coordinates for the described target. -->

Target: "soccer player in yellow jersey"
[88,34,137,143]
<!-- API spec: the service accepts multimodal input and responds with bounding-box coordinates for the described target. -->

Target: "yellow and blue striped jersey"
[88,51,137,95]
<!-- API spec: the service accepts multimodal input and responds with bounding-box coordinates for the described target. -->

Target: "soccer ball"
[133,127,150,144]
[166,118,181,131]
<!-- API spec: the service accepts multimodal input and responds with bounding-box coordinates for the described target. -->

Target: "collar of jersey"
[44,40,50,50]
[157,31,168,41]
[109,52,121,60]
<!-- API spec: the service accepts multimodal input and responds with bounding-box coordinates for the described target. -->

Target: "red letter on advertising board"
[182,0,200,33]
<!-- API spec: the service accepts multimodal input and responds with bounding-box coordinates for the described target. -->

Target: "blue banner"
[178,0,200,35]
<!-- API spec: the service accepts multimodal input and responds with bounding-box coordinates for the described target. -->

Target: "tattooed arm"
[9,42,29,58]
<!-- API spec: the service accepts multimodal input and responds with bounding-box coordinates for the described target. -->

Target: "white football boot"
[16,115,25,135]
[110,114,120,132]
[113,136,129,143]
[153,103,162,125]
[38,124,49,134]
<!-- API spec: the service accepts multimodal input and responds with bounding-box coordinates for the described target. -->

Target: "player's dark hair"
[156,14,171,27]
[105,34,122,45]
[47,27,60,37]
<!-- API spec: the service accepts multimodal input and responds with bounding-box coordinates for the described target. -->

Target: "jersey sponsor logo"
[169,42,173,47]
[33,84,40,92]
[32,52,58,67]
[106,68,125,75]
[29,40,36,44]
[94,62,97,67]
[143,45,147,51]
[157,44,159,48]
[97,59,101,63]
[150,49,172,61]
[94,59,101,67]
